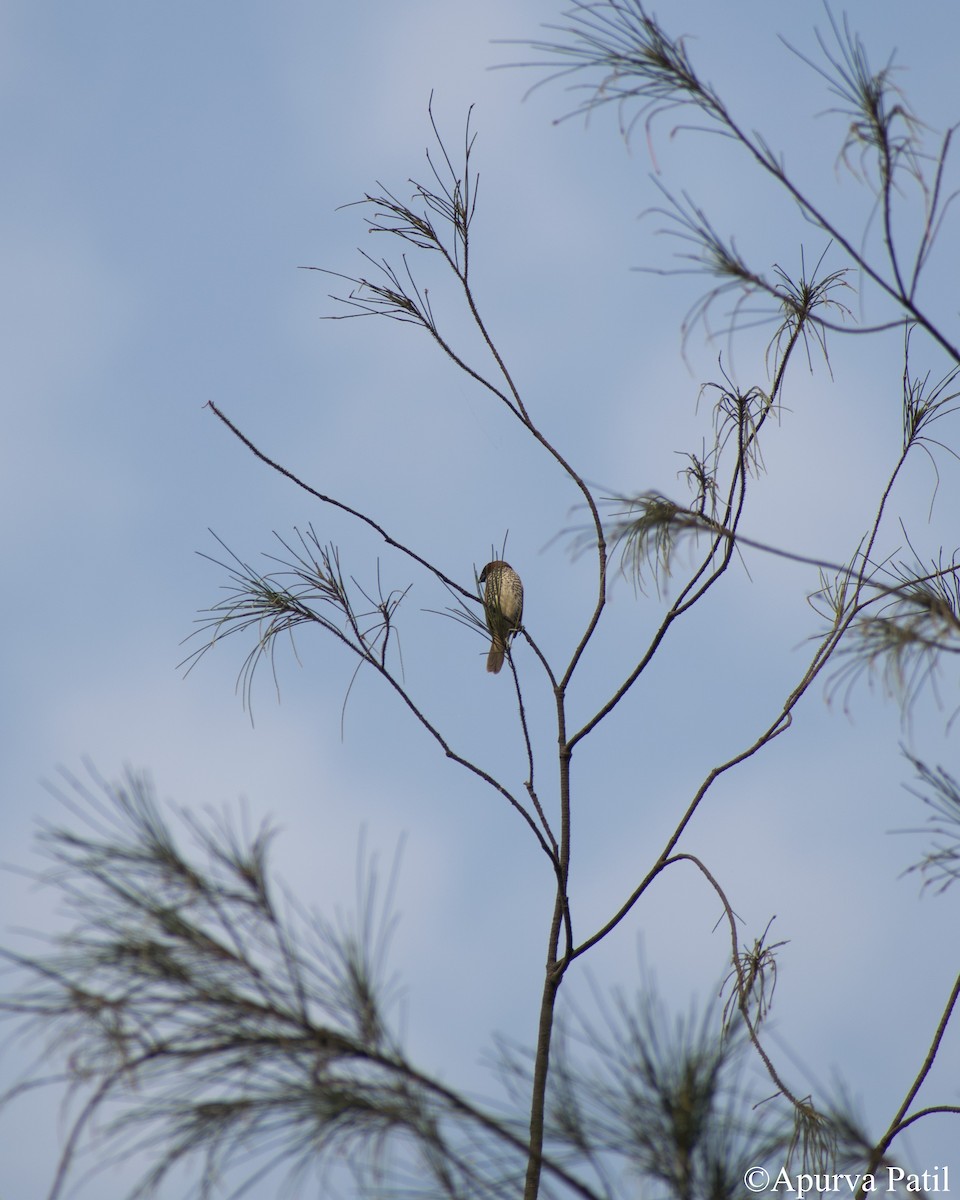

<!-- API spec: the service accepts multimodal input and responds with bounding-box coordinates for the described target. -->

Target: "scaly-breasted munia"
[479,560,523,674]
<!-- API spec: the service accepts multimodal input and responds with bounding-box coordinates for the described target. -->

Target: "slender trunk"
[522,904,564,1200]
[523,730,572,1200]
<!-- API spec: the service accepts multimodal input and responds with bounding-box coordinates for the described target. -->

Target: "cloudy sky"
[3,2,960,1196]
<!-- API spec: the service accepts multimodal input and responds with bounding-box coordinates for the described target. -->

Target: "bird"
[479,560,524,674]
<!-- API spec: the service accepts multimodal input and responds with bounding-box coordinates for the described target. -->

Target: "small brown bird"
[479,560,524,674]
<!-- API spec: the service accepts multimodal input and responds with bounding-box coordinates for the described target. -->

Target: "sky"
[3,2,960,1197]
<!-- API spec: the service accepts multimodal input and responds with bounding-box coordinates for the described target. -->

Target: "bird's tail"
[486,636,506,674]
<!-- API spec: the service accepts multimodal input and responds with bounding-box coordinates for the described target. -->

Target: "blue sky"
[3,3,960,1196]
